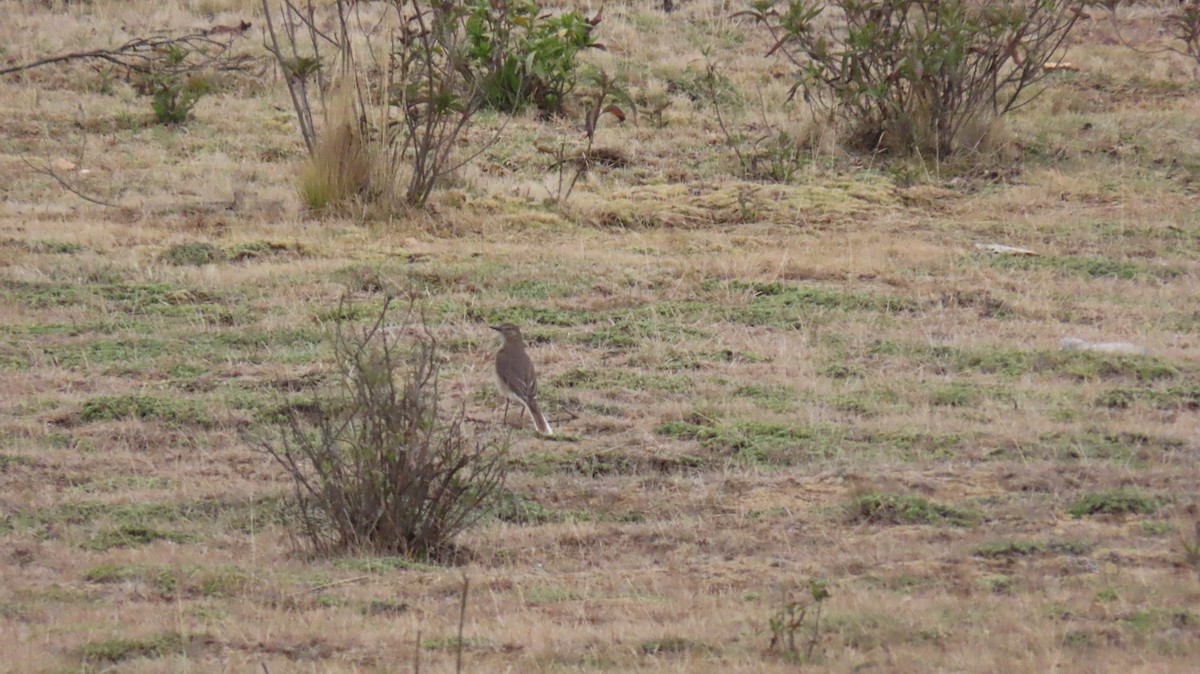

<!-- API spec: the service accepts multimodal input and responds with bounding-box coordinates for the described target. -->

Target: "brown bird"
[491,323,553,435]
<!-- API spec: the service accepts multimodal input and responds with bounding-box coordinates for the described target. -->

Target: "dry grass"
[2,1,1199,672]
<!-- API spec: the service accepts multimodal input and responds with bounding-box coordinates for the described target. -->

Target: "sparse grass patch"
[733,383,797,412]
[3,496,288,539]
[160,242,226,266]
[79,631,195,664]
[819,361,864,379]
[657,417,839,464]
[83,562,145,584]
[515,450,705,477]
[422,635,489,651]
[0,453,34,470]
[846,492,976,527]
[986,254,1183,281]
[3,238,84,254]
[554,368,691,393]
[77,393,211,426]
[362,598,409,616]
[972,540,1091,559]
[863,428,963,459]
[492,490,566,525]
[336,263,396,294]
[718,280,917,327]
[83,562,249,598]
[1035,431,1187,463]
[577,311,710,351]
[1140,521,1175,537]
[96,281,203,314]
[468,304,599,327]
[524,585,582,604]
[877,341,1182,382]
[928,382,980,407]
[38,337,169,369]
[333,557,437,573]
[227,240,310,262]
[0,279,84,308]
[639,636,701,656]
[83,523,191,551]
[1092,384,1200,411]
[1069,490,1163,518]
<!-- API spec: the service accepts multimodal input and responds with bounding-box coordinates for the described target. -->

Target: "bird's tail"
[525,399,553,435]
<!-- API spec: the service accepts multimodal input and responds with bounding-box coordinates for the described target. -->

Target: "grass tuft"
[1068,490,1163,518]
[83,524,191,551]
[160,242,227,266]
[77,394,210,426]
[972,540,1091,559]
[79,631,195,664]
[846,492,976,527]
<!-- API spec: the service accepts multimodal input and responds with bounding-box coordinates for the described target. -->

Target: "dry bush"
[258,297,508,560]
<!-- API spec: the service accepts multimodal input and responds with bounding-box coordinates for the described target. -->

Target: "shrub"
[1101,1,1200,73]
[267,0,603,209]
[258,297,507,559]
[265,0,507,209]
[135,43,214,124]
[742,0,1087,157]
[464,0,602,115]
[768,579,831,662]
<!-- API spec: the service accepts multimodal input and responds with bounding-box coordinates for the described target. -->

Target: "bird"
[491,323,553,435]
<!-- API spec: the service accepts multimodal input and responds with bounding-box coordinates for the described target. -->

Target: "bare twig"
[413,628,422,674]
[0,31,254,78]
[290,574,370,596]
[21,156,118,208]
[455,574,469,674]
[262,0,317,154]
[705,63,751,176]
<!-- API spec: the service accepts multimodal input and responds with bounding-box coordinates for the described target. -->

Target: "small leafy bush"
[464,0,602,115]
[258,297,507,559]
[136,43,213,124]
[768,579,831,662]
[743,0,1087,157]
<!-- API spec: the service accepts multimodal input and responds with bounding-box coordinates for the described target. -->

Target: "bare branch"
[21,156,119,208]
[0,30,255,78]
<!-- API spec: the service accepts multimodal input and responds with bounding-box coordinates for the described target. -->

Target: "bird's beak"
[489,325,501,332]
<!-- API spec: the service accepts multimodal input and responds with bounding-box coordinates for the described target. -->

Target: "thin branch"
[290,575,370,596]
[21,156,119,208]
[0,31,254,77]
[455,574,469,674]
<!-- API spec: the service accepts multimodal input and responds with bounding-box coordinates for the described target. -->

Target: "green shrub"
[138,43,213,124]
[743,0,1086,157]
[464,0,602,115]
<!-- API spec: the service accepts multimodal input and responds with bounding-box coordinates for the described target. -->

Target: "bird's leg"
[502,399,510,426]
